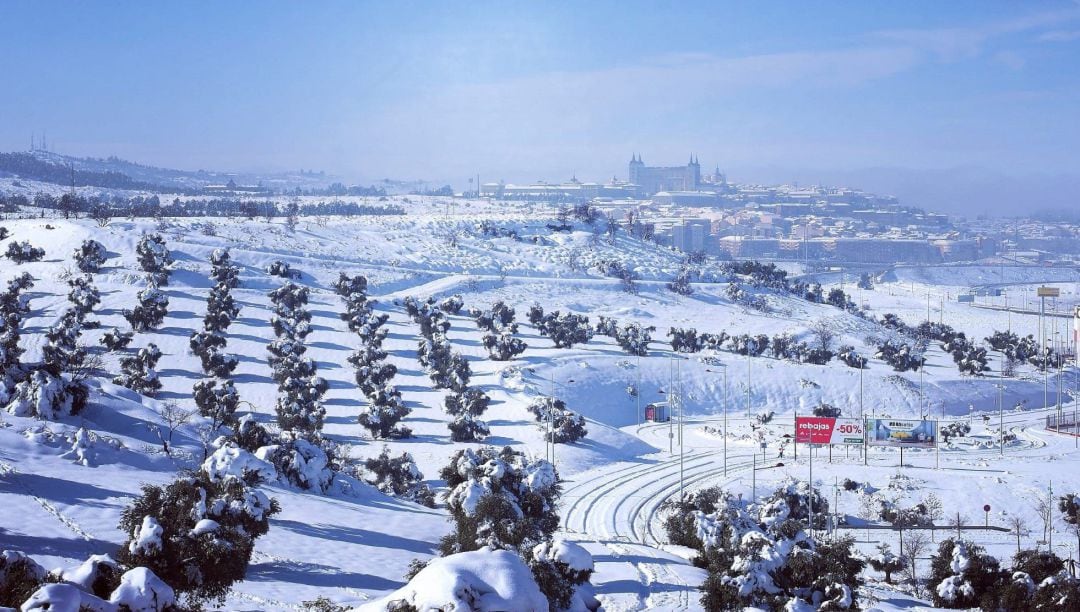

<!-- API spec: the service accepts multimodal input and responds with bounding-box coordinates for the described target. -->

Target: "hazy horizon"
[3,1,1080,214]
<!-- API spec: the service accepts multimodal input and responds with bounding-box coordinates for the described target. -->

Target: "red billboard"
[795,417,865,445]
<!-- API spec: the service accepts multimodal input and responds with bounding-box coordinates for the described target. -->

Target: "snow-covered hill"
[1,200,1078,610]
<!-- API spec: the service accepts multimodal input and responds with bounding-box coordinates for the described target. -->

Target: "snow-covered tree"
[837,345,868,369]
[527,396,587,444]
[124,286,169,332]
[208,248,240,289]
[482,329,527,361]
[265,259,297,278]
[444,387,491,442]
[669,327,701,353]
[685,482,863,611]
[357,385,411,439]
[439,294,465,315]
[114,344,163,396]
[928,538,1000,608]
[613,322,654,356]
[530,538,599,611]
[73,239,108,273]
[273,373,327,436]
[0,550,47,608]
[268,282,312,340]
[255,431,336,492]
[193,378,240,430]
[41,310,87,377]
[135,233,173,286]
[362,446,435,507]
[439,446,560,555]
[868,542,906,584]
[189,331,237,378]
[5,240,45,264]
[66,274,100,320]
[100,327,134,352]
[4,369,89,419]
[117,450,280,605]
[535,311,592,349]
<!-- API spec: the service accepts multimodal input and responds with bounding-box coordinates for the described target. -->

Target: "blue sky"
[2,1,1079,212]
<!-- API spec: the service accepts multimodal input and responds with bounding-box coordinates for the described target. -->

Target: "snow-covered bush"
[940,421,971,443]
[348,343,397,396]
[265,259,298,278]
[193,378,240,430]
[928,538,1000,608]
[448,412,491,442]
[204,285,240,333]
[189,331,237,378]
[439,294,465,314]
[208,248,240,288]
[362,446,435,507]
[135,234,173,286]
[4,369,89,419]
[273,373,327,436]
[868,542,906,583]
[875,339,925,372]
[0,549,47,607]
[114,344,162,396]
[0,273,34,390]
[527,396,588,444]
[117,458,279,605]
[686,482,863,611]
[124,286,169,332]
[482,329,528,361]
[100,327,134,351]
[530,538,598,611]
[613,322,654,356]
[268,281,312,340]
[357,384,411,439]
[439,446,560,555]
[444,387,490,418]
[256,432,335,492]
[668,327,701,353]
[5,240,45,263]
[358,549,548,612]
[73,239,108,273]
[42,310,87,376]
[232,415,273,453]
[667,267,695,295]
[66,274,101,319]
[837,345,868,369]
[534,310,592,349]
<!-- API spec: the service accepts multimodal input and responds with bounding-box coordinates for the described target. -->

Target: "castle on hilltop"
[628,154,701,196]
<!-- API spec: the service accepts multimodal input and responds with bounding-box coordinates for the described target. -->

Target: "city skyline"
[2,1,1080,214]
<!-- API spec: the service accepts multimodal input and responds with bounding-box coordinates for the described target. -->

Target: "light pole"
[707,365,729,476]
[746,338,755,419]
[546,374,574,468]
[997,382,1005,456]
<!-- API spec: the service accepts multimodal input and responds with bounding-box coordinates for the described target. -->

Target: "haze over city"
[3,1,1080,214]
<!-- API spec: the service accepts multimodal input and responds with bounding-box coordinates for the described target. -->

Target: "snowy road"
[558,403,1080,611]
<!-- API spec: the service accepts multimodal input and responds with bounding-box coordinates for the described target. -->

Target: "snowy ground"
[1,201,1078,610]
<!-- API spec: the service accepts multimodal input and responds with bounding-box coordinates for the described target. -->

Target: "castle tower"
[629,153,644,185]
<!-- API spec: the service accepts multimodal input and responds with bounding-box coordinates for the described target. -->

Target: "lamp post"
[707,365,729,476]
[546,374,574,468]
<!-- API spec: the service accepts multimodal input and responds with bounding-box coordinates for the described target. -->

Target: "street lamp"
[707,366,729,476]
[545,374,574,468]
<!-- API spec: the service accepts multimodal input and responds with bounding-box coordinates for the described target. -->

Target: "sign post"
[984,504,991,527]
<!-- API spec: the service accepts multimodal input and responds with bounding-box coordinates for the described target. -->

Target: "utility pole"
[746,339,753,418]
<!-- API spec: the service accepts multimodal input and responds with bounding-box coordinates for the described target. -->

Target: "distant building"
[629,154,701,196]
[671,219,711,253]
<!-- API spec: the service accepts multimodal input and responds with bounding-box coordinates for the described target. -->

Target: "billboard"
[866,419,937,447]
[795,417,865,445]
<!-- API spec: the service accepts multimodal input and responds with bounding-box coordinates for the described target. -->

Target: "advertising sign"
[1037,286,1060,297]
[866,419,937,447]
[794,417,865,445]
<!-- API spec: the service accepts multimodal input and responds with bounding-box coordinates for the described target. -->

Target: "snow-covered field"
[1,198,1078,610]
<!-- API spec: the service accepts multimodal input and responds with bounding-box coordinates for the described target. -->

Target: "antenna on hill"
[42,130,47,152]
[30,133,35,151]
